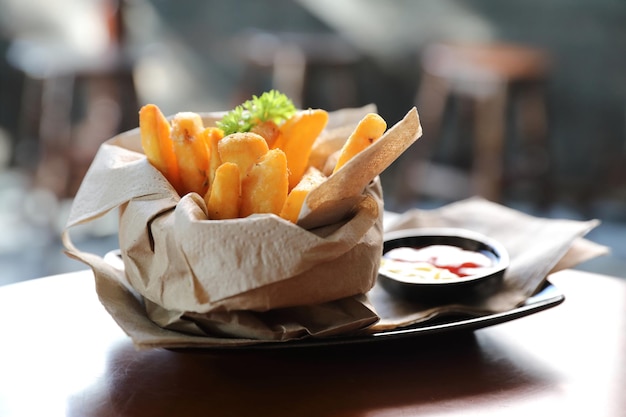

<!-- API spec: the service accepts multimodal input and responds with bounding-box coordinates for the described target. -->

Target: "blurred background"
[0,0,625,285]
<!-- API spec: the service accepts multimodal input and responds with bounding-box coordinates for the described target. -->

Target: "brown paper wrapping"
[64,197,607,349]
[63,105,423,346]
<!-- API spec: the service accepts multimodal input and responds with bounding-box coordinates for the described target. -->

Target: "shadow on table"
[67,331,556,416]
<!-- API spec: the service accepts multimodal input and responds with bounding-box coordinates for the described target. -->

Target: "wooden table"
[0,269,624,416]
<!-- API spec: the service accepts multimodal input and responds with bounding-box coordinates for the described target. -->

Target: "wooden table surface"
[0,268,624,416]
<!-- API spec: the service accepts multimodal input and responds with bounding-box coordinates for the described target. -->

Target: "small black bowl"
[378,228,509,303]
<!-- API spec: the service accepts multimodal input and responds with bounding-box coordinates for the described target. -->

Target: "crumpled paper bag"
[63,105,423,347]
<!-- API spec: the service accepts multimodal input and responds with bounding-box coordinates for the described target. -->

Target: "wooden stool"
[399,41,552,205]
[229,30,361,110]
[7,0,138,198]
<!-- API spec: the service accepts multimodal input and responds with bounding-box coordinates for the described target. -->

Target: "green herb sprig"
[217,90,297,135]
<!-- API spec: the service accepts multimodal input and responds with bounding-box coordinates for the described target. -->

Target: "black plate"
[221,280,564,350]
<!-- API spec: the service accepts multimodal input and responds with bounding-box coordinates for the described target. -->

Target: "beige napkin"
[366,197,609,331]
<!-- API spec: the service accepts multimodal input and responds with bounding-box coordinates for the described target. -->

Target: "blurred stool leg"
[472,83,507,202]
[35,75,75,198]
[15,75,44,171]
[516,81,552,208]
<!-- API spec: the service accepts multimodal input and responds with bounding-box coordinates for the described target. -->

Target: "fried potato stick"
[251,120,280,148]
[240,149,288,217]
[203,127,224,188]
[218,132,269,181]
[139,104,182,193]
[171,112,210,196]
[205,162,241,220]
[332,113,387,174]
[279,167,326,223]
[272,109,328,190]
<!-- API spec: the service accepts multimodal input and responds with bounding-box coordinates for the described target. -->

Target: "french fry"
[251,120,280,148]
[279,167,326,223]
[205,162,241,220]
[171,112,210,196]
[307,125,355,171]
[272,109,329,190]
[137,99,410,225]
[218,132,269,181]
[203,127,224,188]
[240,149,288,217]
[139,104,182,192]
[332,113,387,174]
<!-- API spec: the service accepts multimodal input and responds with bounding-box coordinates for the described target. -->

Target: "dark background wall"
[1,0,625,215]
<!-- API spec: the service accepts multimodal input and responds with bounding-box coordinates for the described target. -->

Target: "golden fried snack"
[205,162,241,220]
[307,125,356,172]
[203,127,224,188]
[139,104,182,193]
[138,96,403,225]
[251,120,280,148]
[332,113,387,174]
[171,112,210,196]
[218,132,269,181]
[272,109,329,190]
[240,149,288,217]
[279,167,326,223]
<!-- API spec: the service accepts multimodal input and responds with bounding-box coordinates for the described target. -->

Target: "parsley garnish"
[217,90,297,135]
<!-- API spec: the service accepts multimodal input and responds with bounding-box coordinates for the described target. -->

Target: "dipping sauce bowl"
[378,228,510,302]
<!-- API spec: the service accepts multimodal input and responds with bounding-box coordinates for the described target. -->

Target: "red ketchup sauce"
[383,245,494,278]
